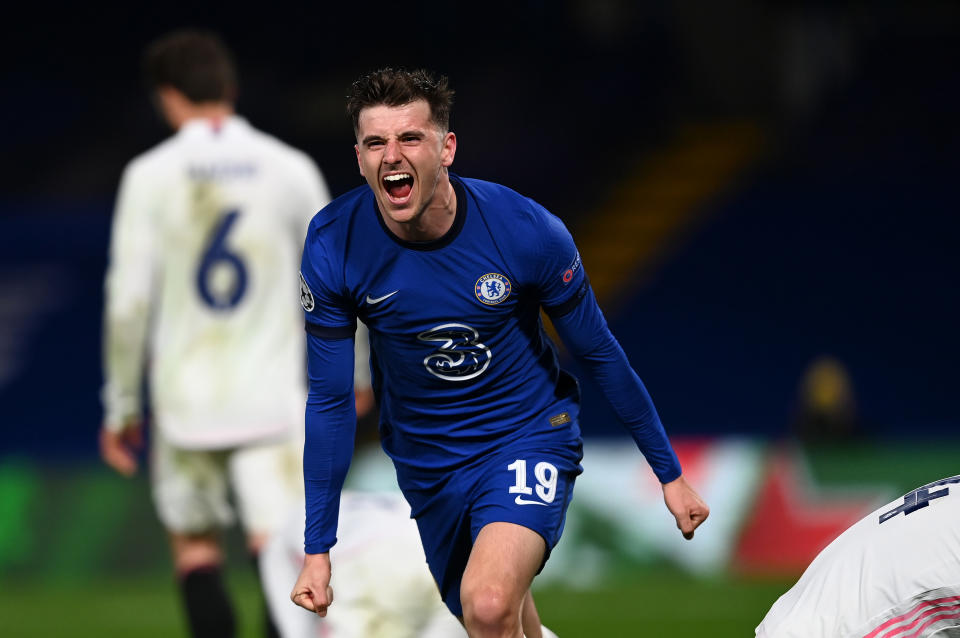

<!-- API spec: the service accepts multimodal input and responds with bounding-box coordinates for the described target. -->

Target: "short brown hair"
[143,29,237,103]
[346,68,454,135]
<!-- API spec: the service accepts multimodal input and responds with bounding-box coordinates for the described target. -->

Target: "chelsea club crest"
[475,273,511,305]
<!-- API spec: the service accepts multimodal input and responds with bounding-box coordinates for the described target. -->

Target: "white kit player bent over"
[262,491,466,638]
[756,475,960,638]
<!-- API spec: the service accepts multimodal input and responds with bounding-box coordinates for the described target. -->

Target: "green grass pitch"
[0,568,790,637]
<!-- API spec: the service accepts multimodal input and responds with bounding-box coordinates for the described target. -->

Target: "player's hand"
[354,386,375,419]
[662,474,709,540]
[99,421,143,477]
[291,552,334,616]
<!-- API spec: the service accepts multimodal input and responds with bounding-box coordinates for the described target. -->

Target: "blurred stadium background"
[1,2,958,636]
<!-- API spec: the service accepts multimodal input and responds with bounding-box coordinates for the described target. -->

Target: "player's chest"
[352,247,522,334]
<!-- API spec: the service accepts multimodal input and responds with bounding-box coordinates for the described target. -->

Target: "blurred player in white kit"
[261,490,559,638]
[98,29,350,637]
[262,490,463,638]
[756,475,960,638]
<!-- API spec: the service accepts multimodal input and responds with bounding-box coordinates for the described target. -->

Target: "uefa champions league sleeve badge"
[299,272,315,312]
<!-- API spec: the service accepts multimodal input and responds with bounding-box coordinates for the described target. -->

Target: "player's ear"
[155,86,190,131]
[355,144,364,177]
[440,131,456,168]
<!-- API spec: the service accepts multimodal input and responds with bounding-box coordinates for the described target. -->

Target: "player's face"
[355,100,456,226]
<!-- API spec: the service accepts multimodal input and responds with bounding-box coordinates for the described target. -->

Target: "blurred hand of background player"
[662,474,709,540]
[99,421,143,477]
[355,387,375,419]
[291,552,334,616]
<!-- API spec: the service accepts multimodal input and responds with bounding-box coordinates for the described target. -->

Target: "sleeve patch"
[561,251,582,285]
[299,271,315,311]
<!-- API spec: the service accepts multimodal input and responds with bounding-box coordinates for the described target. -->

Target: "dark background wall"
[1,1,957,458]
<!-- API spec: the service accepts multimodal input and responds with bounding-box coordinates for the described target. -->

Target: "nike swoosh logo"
[514,496,548,506]
[366,290,399,305]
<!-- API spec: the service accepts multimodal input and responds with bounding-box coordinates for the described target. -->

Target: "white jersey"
[261,491,466,638]
[102,116,329,448]
[756,475,960,638]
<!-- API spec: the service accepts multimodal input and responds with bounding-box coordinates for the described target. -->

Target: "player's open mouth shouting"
[383,172,414,204]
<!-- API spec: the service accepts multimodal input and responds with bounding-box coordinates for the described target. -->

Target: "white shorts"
[151,427,302,536]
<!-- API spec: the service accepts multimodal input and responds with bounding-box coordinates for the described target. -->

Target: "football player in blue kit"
[291,68,709,638]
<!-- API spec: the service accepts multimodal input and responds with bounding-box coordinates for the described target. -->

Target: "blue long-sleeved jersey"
[299,175,681,553]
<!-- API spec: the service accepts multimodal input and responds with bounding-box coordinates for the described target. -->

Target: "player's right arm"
[302,328,357,554]
[295,213,358,611]
[100,160,157,476]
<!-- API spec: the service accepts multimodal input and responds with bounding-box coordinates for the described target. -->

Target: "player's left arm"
[529,206,708,537]
[550,287,709,538]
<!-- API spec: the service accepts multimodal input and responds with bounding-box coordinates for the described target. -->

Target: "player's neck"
[171,103,234,131]
[385,177,457,243]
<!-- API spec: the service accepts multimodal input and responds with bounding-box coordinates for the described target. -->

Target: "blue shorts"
[400,437,583,617]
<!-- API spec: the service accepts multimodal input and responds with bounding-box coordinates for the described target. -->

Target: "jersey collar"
[373,174,467,251]
[179,115,247,139]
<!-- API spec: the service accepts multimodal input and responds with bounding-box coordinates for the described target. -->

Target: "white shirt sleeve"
[101,160,158,431]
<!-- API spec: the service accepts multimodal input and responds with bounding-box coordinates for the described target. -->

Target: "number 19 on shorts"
[508,459,558,506]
